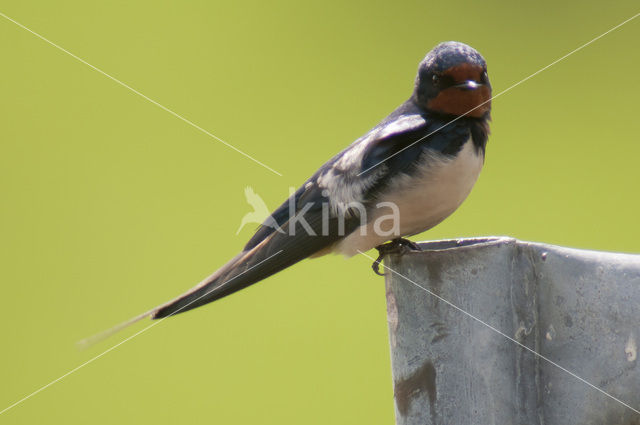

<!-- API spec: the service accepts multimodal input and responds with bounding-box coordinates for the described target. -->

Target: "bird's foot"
[371,238,422,276]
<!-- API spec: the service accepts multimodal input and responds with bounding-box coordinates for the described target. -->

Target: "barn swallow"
[83,41,491,342]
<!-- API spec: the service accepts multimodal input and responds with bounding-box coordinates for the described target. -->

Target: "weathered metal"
[384,237,640,425]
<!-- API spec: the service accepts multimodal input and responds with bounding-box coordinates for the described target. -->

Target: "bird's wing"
[148,114,439,319]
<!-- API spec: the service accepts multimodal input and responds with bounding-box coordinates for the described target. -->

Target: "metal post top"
[401,236,638,259]
[384,236,640,425]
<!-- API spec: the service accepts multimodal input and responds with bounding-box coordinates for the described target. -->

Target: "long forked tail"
[78,223,337,347]
[78,208,352,348]
[77,246,287,348]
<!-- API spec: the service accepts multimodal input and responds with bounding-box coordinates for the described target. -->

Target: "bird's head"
[413,41,491,119]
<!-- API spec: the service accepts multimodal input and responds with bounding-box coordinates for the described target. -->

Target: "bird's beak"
[453,80,483,91]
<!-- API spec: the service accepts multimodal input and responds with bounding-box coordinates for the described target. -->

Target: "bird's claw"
[371,238,422,276]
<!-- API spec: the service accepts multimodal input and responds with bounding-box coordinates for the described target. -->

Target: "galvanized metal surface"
[384,237,640,425]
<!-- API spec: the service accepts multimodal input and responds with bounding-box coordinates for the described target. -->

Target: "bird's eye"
[432,74,440,84]
[481,71,489,83]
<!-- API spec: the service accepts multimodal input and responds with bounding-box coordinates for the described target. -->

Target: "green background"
[1,1,639,423]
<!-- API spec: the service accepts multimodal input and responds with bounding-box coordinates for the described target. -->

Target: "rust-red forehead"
[442,63,484,82]
[426,85,491,118]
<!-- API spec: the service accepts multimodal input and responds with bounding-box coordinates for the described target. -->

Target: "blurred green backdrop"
[1,0,639,423]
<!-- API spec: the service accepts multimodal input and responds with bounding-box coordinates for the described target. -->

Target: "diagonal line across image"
[0,7,638,420]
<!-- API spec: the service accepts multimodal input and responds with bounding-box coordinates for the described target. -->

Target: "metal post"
[384,237,640,425]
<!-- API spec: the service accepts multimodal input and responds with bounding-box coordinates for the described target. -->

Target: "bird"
[235,186,282,235]
[81,41,492,345]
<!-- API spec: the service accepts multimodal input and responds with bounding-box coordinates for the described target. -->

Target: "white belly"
[335,139,484,256]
